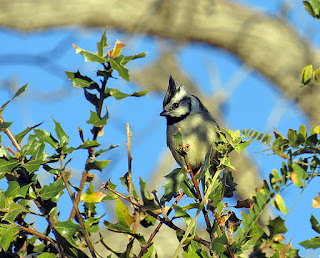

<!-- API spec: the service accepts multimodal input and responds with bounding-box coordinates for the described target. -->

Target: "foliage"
[0,28,319,258]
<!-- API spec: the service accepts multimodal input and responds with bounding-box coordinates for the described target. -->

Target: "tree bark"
[1,0,319,123]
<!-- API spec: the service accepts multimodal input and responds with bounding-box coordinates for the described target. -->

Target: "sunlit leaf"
[115,198,134,227]
[15,122,42,144]
[312,192,320,208]
[0,84,28,113]
[97,28,109,57]
[85,160,111,172]
[86,111,108,127]
[110,57,130,81]
[300,64,313,86]
[4,181,30,199]
[52,118,69,146]
[77,140,101,149]
[39,177,65,200]
[73,44,106,63]
[81,190,106,203]
[272,194,288,214]
[300,237,320,249]
[310,214,320,233]
[108,39,126,59]
[65,71,99,89]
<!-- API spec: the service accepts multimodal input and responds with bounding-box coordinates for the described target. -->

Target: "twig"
[105,185,210,249]
[125,123,140,256]
[0,117,21,151]
[60,155,97,258]
[19,225,55,244]
[182,151,212,235]
[172,168,222,258]
[138,190,185,258]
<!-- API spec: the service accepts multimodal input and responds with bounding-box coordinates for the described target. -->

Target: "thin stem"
[138,191,185,258]
[19,225,55,244]
[60,155,97,258]
[105,185,210,249]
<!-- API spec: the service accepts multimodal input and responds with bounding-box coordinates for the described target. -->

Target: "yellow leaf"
[81,190,106,203]
[312,192,320,208]
[279,237,293,258]
[108,39,126,59]
[314,126,320,134]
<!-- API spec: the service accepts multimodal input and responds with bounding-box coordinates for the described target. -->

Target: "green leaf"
[0,84,28,113]
[272,193,288,214]
[291,163,308,188]
[139,177,158,209]
[4,181,30,199]
[86,110,108,127]
[105,88,148,100]
[173,205,192,226]
[160,168,185,204]
[300,64,313,86]
[211,233,228,254]
[115,199,134,227]
[55,219,81,237]
[0,122,12,132]
[73,44,107,63]
[39,177,65,200]
[0,157,19,173]
[104,221,146,244]
[121,52,147,65]
[23,142,47,173]
[65,71,99,89]
[110,57,130,81]
[38,253,57,258]
[85,160,111,172]
[95,144,119,156]
[77,140,101,149]
[97,28,109,57]
[53,229,89,258]
[310,214,320,234]
[268,216,288,235]
[234,139,252,153]
[34,129,59,149]
[15,122,42,144]
[0,194,28,223]
[300,237,320,249]
[304,0,320,19]
[0,225,20,252]
[52,118,69,146]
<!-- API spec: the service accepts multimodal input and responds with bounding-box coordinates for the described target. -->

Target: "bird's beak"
[160,110,168,116]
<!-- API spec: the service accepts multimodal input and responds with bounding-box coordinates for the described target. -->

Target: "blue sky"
[0,1,320,256]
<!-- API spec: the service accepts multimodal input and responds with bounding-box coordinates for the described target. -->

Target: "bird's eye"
[173,103,179,108]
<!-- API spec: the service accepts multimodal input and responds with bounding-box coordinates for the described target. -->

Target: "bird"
[160,76,220,174]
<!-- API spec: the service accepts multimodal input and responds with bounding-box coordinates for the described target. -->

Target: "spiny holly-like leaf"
[77,140,101,149]
[15,122,42,144]
[81,190,106,203]
[173,205,192,226]
[95,144,119,157]
[0,194,28,223]
[85,160,111,172]
[34,129,59,149]
[52,118,69,146]
[86,110,108,127]
[38,253,56,258]
[104,221,146,244]
[0,157,19,173]
[108,39,126,59]
[97,28,109,57]
[268,216,288,235]
[105,88,148,100]
[54,229,89,258]
[160,168,185,204]
[39,177,65,200]
[110,57,130,81]
[115,198,134,228]
[73,44,106,63]
[65,71,99,89]
[4,181,30,199]
[0,122,12,132]
[300,237,320,249]
[0,84,28,113]
[0,225,20,252]
[121,52,147,65]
